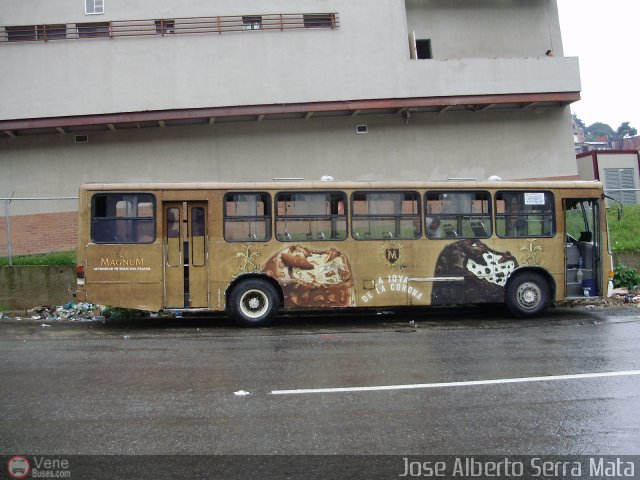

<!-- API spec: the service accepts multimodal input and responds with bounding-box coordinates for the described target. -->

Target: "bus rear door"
[164,202,209,308]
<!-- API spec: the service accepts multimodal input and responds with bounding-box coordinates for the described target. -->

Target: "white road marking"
[270,369,640,395]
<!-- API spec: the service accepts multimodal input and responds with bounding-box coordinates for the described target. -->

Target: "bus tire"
[505,272,550,318]
[228,278,279,327]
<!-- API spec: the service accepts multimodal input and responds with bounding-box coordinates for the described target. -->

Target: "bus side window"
[351,191,420,240]
[91,193,156,243]
[137,220,155,242]
[224,192,271,242]
[424,191,491,239]
[275,191,346,242]
[495,191,555,238]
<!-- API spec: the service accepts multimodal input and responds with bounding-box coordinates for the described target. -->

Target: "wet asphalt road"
[1,305,640,456]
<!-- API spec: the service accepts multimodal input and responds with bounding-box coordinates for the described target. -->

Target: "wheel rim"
[515,281,542,311]
[239,289,269,319]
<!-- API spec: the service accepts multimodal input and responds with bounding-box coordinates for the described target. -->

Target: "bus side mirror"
[605,195,623,222]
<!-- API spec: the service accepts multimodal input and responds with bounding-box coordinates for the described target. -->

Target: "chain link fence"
[1,197,79,265]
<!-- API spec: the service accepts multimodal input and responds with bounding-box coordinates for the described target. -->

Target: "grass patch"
[608,205,640,252]
[613,263,640,289]
[103,307,148,320]
[0,251,76,267]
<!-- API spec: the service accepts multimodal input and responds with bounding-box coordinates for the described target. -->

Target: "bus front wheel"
[228,279,279,327]
[505,272,550,318]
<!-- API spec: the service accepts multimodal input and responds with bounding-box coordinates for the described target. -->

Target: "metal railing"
[1,197,78,265]
[0,13,339,43]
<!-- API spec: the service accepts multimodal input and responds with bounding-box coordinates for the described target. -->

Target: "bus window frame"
[495,190,556,238]
[223,191,272,243]
[350,190,422,241]
[424,190,493,239]
[275,190,348,242]
[91,192,156,244]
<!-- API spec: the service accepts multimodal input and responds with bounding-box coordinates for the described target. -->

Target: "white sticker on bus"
[524,192,545,205]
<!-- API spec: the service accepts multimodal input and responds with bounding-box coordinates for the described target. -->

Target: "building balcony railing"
[0,13,339,44]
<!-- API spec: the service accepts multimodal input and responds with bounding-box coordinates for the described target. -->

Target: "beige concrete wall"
[576,155,596,180]
[0,108,577,198]
[0,266,76,308]
[615,252,640,270]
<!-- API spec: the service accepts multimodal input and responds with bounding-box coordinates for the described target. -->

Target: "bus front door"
[564,198,601,298]
[164,202,209,309]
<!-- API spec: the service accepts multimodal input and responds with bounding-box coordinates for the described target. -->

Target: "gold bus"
[76,181,613,326]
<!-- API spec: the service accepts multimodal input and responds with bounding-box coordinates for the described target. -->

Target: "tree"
[585,122,614,142]
[616,121,637,139]
[572,117,636,147]
[571,113,586,130]
[608,122,638,149]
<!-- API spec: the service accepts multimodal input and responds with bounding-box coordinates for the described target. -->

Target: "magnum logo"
[386,248,400,263]
[95,250,148,270]
[100,257,145,267]
[379,241,405,268]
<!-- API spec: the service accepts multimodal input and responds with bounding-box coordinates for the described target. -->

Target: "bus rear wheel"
[505,272,550,318]
[228,278,279,327]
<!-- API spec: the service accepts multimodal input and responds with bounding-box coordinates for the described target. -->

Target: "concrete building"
[1,1,582,258]
[621,136,640,152]
[0,0,580,195]
[577,150,640,204]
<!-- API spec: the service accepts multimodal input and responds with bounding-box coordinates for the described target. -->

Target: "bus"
[76,180,613,326]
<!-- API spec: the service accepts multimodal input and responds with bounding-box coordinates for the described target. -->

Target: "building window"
[224,193,271,242]
[155,19,175,35]
[78,22,110,38]
[425,191,491,239]
[242,16,262,30]
[85,0,104,15]
[303,13,334,28]
[5,24,67,42]
[40,24,67,40]
[276,192,346,241]
[416,39,432,59]
[495,191,555,238]
[91,193,156,244]
[351,191,420,240]
[6,25,38,42]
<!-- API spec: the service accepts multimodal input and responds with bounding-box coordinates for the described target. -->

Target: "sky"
[557,0,639,131]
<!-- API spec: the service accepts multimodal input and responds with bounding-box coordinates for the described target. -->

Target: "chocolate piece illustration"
[263,245,355,308]
[431,240,518,305]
